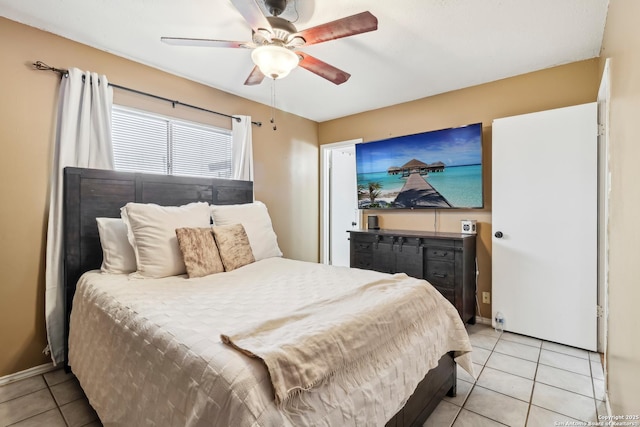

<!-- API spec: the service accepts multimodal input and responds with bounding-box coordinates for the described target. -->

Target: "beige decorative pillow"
[212,224,255,271]
[175,228,224,278]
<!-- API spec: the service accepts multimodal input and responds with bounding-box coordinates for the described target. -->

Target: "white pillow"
[96,218,137,274]
[121,202,212,278]
[210,201,282,261]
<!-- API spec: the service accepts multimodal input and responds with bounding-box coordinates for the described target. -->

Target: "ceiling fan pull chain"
[270,78,277,131]
[293,0,300,23]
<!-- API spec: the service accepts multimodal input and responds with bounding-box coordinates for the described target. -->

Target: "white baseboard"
[475,316,492,326]
[0,362,57,386]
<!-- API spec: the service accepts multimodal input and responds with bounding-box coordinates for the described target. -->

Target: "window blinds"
[172,122,232,178]
[112,106,232,178]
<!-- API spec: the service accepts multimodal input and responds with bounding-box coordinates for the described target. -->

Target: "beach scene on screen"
[356,124,483,209]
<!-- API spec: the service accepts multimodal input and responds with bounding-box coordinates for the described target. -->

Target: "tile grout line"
[533,352,598,422]
[523,336,543,427]
[449,373,477,425]
[3,374,61,427]
[490,348,593,380]
[527,381,601,423]
[459,407,512,426]
[499,338,543,349]
[0,382,48,406]
[46,370,101,426]
[458,330,518,426]
[589,354,599,418]
[448,329,494,426]
[45,373,72,427]
[501,335,594,362]
[481,362,535,382]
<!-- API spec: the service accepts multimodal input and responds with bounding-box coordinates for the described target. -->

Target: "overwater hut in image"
[428,161,446,172]
[387,166,401,175]
[399,158,446,177]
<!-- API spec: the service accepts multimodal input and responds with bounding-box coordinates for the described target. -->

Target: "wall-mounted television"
[356,123,483,209]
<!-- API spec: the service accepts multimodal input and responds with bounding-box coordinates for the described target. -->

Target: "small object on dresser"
[494,311,505,332]
[461,219,477,235]
[367,215,379,230]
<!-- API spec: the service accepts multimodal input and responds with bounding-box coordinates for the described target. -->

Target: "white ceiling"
[1,0,609,122]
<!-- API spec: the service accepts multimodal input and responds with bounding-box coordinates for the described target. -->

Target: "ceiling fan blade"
[161,37,247,48]
[230,0,273,33]
[296,11,378,46]
[244,65,266,86]
[298,52,350,85]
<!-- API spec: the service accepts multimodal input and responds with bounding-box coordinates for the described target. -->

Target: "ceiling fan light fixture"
[251,45,300,80]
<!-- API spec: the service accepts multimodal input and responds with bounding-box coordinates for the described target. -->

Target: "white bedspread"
[69,258,473,426]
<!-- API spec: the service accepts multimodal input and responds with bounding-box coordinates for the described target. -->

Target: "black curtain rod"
[32,61,262,127]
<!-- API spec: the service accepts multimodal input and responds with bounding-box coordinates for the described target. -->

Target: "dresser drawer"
[353,240,374,252]
[425,247,455,261]
[425,260,455,288]
[351,234,375,253]
[352,254,373,270]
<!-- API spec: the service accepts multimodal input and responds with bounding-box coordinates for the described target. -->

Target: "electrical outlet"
[482,292,490,304]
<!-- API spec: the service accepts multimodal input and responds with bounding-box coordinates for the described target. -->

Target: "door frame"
[320,139,362,265]
[597,59,611,358]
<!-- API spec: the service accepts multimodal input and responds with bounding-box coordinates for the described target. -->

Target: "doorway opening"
[320,139,361,265]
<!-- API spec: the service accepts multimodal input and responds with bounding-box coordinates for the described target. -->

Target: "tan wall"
[600,0,640,414]
[319,59,600,320]
[0,17,319,377]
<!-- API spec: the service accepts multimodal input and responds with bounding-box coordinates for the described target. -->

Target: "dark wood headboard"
[63,167,253,365]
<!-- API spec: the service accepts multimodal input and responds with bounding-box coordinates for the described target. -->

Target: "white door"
[492,103,597,351]
[329,146,358,267]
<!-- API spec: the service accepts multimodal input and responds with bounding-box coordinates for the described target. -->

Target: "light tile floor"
[0,323,605,426]
[0,369,100,427]
[425,323,607,427]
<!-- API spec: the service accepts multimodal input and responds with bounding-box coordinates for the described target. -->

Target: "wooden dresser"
[349,229,477,324]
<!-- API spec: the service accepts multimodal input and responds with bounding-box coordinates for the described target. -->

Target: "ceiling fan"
[161,0,378,86]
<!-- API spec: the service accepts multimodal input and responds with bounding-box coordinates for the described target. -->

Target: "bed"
[62,167,473,426]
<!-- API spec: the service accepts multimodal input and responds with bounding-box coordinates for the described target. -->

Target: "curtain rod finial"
[32,60,68,75]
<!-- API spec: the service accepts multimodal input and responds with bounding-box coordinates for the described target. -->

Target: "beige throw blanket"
[221,273,474,407]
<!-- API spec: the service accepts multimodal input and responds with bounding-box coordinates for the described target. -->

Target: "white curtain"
[231,115,253,181]
[45,68,114,364]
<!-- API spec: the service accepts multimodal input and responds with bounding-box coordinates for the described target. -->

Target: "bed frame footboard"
[386,352,456,427]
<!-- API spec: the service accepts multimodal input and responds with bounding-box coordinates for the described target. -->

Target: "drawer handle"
[436,251,448,257]
[433,273,447,278]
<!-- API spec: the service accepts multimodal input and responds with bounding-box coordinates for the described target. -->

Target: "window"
[111,105,232,178]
